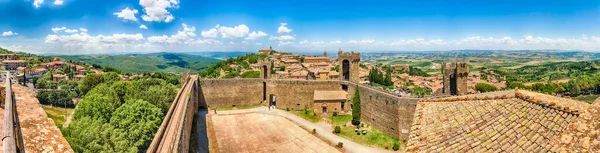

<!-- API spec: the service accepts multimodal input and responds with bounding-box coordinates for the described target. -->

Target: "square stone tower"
[259,59,271,79]
[442,62,469,95]
[337,50,360,83]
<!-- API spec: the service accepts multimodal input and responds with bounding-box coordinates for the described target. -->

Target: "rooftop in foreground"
[407,89,600,152]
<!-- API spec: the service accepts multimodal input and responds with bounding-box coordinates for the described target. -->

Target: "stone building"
[0,54,23,60]
[391,64,410,71]
[313,90,348,115]
[2,60,26,70]
[337,50,361,83]
[258,46,273,54]
[441,62,469,95]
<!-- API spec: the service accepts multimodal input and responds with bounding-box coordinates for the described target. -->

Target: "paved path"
[214,107,398,153]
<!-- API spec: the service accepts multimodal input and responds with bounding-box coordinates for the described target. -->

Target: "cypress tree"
[352,85,361,125]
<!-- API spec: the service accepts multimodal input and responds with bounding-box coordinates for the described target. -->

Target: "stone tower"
[337,50,360,83]
[259,59,271,79]
[442,62,469,95]
[324,50,327,58]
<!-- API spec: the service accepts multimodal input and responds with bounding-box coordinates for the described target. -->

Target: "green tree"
[279,65,286,71]
[103,72,123,85]
[110,99,164,152]
[241,71,260,78]
[352,85,361,125]
[73,84,120,121]
[475,83,498,93]
[78,74,105,96]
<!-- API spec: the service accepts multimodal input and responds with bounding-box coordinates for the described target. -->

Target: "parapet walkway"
[213,106,399,153]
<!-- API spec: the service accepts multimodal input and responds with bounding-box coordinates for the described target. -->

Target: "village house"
[41,58,66,70]
[282,59,300,67]
[52,74,68,82]
[312,90,348,115]
[74,75,85,81]
[391,64,410,71]
[2,60,26,70]
[0,54,23,60]
[290,70,308,80]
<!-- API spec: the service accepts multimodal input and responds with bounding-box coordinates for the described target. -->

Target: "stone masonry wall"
[266,80,342,109]
[199,78,264,108]
[198,78,419,140]
[346,82,419,139]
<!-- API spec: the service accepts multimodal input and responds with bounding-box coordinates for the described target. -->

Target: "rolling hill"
[59,52,221,74]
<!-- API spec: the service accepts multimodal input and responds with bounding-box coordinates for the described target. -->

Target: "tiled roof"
[408,89,595,152]
[2,60,26,63]
[550,101,600,152]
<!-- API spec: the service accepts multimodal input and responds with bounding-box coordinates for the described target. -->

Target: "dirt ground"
[0,84,73,153]
[211,113,340,153]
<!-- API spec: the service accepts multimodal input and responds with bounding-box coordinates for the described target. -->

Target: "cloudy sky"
[0,0,599,55]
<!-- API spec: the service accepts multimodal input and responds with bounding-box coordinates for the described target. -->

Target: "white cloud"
[200,27,218,38]
[33,0,44,8]
[140,0,179,22]
[139,25,148,29]
[245,31,268,40]
[44,29,145,53]
[269,35,295,41]
[217,24,250,38]
[64,29,78,33]
[299,40,309,45]
[2,31,17,36]
[147,23,196,44]
[53,0,63,5]
[52,27,83,34]
[193,39,221,45]
[277,23,292,33]
[114,7,139,21]
[278,41,295,46]
[52,27,67,33]
[255,43,262,46]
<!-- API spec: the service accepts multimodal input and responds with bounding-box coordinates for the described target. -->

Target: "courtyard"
[210,112,341,153]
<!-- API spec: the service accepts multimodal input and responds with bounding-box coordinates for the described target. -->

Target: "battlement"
[337,50,361,61]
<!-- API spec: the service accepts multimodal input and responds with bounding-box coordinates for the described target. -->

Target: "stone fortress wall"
[199,78,264,108]
[197,50,419,140]
[266,79,342,110]
[345,82,419,139]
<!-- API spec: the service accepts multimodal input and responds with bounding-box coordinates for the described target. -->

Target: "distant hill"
[186,51,253,60]
[59,52,221,74]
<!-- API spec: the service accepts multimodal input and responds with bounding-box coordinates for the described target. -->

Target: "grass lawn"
[41,105,74,128]
[215,104,263,111]
[337,125,401,150]
[289,110,321,122]
[331,115,403,150]
[571,94,599,104]
[331,115,352,126]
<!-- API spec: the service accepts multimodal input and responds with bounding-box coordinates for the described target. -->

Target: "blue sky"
[0,0,599,54]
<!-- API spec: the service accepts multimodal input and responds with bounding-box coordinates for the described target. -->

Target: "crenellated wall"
[198,78,419,139]
[345,82,419,139]
[266,80,342,110]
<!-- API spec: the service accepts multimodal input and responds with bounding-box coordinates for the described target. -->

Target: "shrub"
[312,128,316,134]
[351,120,360,126]
[393,143,400,151]
[332,111,338,116]
[286,108,290,111]
[475,83,498,93]
[334,126,341,134]
[338,142,343,148]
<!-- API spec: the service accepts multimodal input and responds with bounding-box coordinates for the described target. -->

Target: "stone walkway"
[214,107,398,153]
